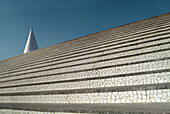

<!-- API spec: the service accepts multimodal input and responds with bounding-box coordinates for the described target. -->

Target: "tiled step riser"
[0,49,169,84]
[2,34,170,76]
[0,14,170,114]
[0,89,169,103]
[0,42,169,80]
[0,73,169,93]
[35,28,170,63]
[14,59,169,83]
[1,32,170,75]
[1,22,170,71]
[1,58,169,87]
[0,17,169,66]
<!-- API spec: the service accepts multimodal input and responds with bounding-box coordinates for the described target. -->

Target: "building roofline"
[0,12,170,62]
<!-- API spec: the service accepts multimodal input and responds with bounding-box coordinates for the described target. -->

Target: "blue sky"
[0,0,169,60]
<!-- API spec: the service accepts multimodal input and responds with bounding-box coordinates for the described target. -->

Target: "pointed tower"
[23,28,39,54]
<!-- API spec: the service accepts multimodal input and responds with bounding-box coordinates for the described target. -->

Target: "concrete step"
[0,89,169,104]
[0,48,169,85]
[0,72,169,93]
[0,41,169,82]
[0,32,169,76]
[0,27,170,74]
[0,16,169,70]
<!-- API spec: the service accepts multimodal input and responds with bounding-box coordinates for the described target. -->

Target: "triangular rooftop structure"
[23,28,39,54]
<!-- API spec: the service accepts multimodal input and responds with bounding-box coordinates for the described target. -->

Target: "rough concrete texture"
[0,13,170,113]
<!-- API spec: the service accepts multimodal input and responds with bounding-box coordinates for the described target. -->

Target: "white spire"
[23,28,39,54]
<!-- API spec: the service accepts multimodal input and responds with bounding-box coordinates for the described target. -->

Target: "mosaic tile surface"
[0,13,170,113]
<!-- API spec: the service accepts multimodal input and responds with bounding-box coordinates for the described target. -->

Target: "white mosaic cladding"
[0,14,170,113]
[2,29,170,71]
[0,43,169,82]
[1,32,170,76]
[0,90,169,103]
[0,20,170,72]
[0,57,169,85]
[0,72,169,93]
[0,50,169,87]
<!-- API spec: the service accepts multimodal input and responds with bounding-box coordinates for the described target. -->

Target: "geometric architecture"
[0,13,170,113]
[23,28,39,54]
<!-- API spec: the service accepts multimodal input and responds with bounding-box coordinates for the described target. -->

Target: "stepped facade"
[0,13,170,113]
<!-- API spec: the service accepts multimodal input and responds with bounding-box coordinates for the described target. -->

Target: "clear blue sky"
[0,0,169,60]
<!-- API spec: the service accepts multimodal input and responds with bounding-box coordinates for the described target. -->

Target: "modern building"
[0,13,170,113]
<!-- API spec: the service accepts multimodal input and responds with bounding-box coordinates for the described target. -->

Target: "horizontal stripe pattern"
[0,89,169,103]
[0,13,170,113]
[0,16,170,71]
[1,32,170,76]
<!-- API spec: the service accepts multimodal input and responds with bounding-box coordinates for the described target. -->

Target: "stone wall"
[0,13,170,113]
